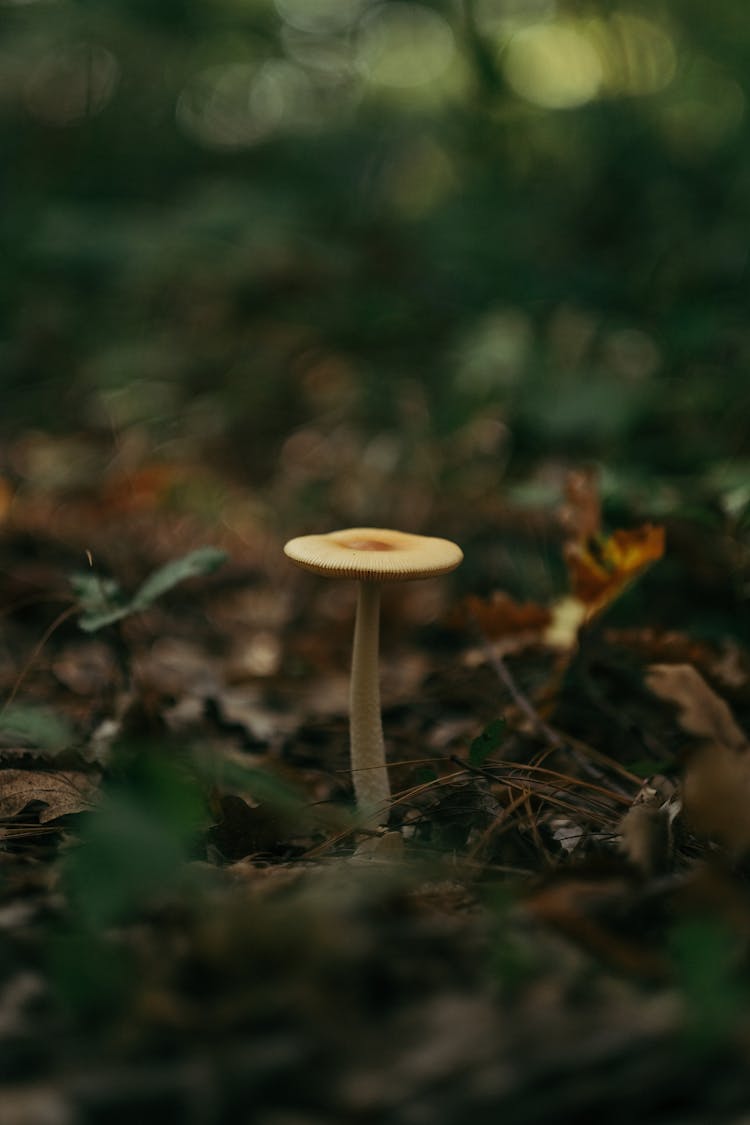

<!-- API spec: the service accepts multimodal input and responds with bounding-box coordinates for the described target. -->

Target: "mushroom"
[284,527,463,825]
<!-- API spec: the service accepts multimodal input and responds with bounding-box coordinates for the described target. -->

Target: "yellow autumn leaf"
[565,523,665,615]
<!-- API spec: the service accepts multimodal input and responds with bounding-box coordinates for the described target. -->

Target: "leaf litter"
[0,465,749,1122]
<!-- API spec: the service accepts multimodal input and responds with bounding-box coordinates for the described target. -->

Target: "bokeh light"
[456,309,533,393]
[592,12,677,97]
[503,22,603,109]
[355,3,456,90]
[24,43,119,126]
[502,12,676,109]
[474,0,557,35]
[659,56,745,157]
[274,0,364,35]
[177,57,328,149]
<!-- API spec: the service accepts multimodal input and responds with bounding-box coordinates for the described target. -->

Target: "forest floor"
[1,441,750,1125]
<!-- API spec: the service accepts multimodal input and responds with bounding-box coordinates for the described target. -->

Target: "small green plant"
[70,547,227,633]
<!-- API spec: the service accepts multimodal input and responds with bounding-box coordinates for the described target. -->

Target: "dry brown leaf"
[681,743,750,855]
[645,664,748,751]
[463,592,551,640]
[0,768,99,823]
[646,664,750,855]
[603,627,720,669]
[564,524,665,614]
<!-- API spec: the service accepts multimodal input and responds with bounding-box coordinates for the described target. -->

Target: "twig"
[469,615,634,797]
[474,626,564,747]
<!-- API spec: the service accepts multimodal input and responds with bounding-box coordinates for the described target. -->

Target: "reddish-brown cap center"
[344,539,396,551]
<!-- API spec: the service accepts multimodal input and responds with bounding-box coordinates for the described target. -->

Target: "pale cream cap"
[284,527,463,582]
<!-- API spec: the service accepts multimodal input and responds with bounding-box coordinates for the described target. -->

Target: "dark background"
[3,0,748,524]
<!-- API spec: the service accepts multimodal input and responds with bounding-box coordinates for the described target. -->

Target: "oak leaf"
[0,769,99,823]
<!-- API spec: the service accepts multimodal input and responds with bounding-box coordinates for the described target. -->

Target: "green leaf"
[470,718,506,767]
[78,604,133,633]
[130,547,227,611]
[71,572,131,632]
[73,548,228,632]
[0,703,75,756]
[70,572,123,613]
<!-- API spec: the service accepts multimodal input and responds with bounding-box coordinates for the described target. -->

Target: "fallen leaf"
[0,769,99,823]
[646,664,750,855]
[564,524,665,614]
[463,592,551,640]
[645,664,747,752]
[603,627,719,670]
[681,744,750,856]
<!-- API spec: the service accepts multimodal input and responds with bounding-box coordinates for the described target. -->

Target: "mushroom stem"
[350,580,390,824]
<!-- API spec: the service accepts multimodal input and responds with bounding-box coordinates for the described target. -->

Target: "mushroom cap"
[284,527,463,582]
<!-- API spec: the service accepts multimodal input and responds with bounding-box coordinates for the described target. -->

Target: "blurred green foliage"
[61,749,207,929]
[72,545,227,630]
[2,0,748,504]
[670,917,750,1048]
[50,748,207,1016]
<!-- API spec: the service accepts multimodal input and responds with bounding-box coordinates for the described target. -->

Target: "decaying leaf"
[681,743,750,856]
[645,664,748,752]
[464,592,551,640]
[0,769,99,823]
[646,664,750,855]
[564,524,665,615]
[464,473,664,657]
